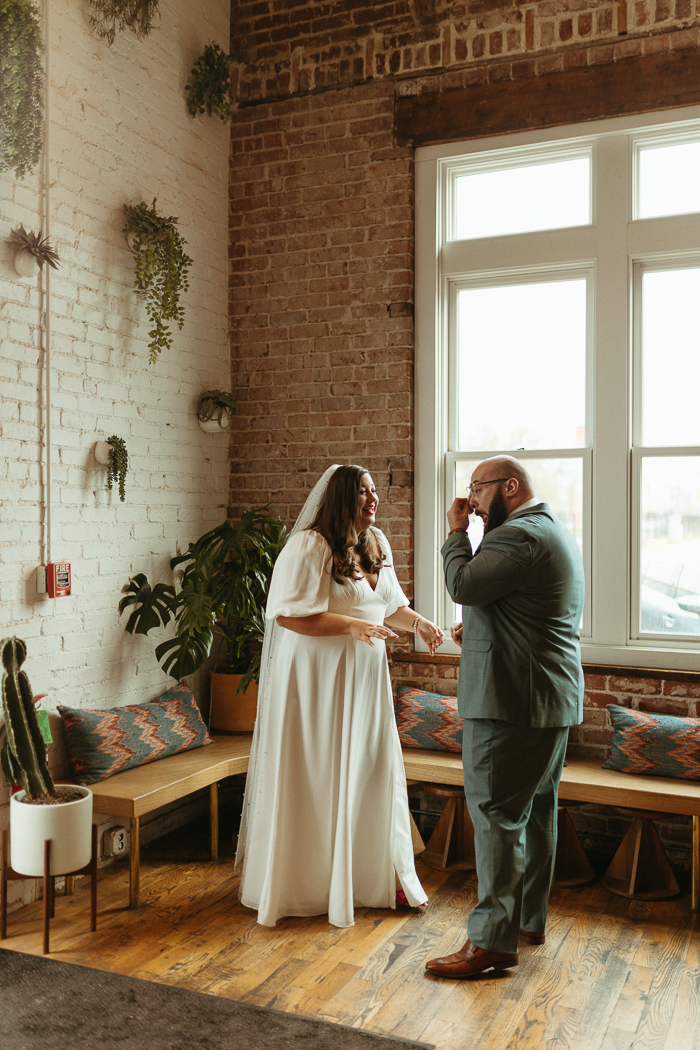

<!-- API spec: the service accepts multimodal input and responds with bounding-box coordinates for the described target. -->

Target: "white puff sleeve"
[265,530,332,620]
[373,528,410,618]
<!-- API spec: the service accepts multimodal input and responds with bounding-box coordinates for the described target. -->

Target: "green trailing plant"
[106,435,128,501]
[0,637,55,799]
[123,198,192,365]
[185,43,231,123]
[6,224,60,269]
[197,390,238,428]
[119,508,287,688]
[88,0,159,46]
[0,0,43,180]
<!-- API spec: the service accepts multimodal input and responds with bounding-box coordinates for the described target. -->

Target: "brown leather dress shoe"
[425,939,518,979]
[519,928,546,945]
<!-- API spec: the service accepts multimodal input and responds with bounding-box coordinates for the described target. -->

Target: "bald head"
[475,456,534,500]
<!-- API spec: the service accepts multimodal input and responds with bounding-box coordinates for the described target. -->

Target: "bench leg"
[693,816,699,912]
[129,816,140,909]
[210,783,219,860]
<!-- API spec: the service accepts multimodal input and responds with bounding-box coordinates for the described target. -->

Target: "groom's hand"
[447,497,472,532]
[450,623,463,648]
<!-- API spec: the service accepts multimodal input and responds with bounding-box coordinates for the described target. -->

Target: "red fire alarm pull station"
[47,562,71,598]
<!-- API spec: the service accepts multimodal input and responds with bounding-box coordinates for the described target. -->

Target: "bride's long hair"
[308,464,385,584]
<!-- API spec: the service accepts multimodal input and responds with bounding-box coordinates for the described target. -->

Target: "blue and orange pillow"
[394,685,462,753]
[603,704,700,781]
[58,681,212,785]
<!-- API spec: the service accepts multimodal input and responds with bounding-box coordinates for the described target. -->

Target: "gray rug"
[0,948,433,1050]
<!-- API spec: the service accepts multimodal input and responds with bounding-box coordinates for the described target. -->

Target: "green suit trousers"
[462,718,569,955]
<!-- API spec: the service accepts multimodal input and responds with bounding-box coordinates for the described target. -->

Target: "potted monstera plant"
[1,637,92,877]
[119,508,287,732]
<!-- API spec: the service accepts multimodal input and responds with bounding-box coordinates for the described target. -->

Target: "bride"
[235,464,444,927]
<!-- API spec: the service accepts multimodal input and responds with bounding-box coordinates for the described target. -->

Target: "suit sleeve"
[441,525,532,607]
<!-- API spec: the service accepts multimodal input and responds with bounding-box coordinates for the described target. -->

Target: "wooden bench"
[89,736,700,913]
[90,734,253,908]
[402,749,700,910]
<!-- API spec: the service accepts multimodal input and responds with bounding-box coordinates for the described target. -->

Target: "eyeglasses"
[468,477,509,497]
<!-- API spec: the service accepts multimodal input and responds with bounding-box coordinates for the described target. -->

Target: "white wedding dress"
[235,526,427,927]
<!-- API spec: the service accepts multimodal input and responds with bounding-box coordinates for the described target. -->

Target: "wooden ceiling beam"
[395,48,700,147]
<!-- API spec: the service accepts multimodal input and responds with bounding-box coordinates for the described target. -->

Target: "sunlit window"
[454,155,590,240]
[637,140,700,219]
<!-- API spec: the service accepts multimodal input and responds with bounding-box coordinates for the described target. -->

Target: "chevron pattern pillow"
[394,685,462,753]
[58,681,212,785]
[603,704,700,781]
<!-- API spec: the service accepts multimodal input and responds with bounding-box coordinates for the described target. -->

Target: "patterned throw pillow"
[394,685,463,753]
[58,681,212,785]
[603,704,700,781]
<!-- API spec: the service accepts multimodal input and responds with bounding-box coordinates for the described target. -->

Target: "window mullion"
[590,133,631,645]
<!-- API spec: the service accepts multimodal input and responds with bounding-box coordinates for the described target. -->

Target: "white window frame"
[415,103,700,671]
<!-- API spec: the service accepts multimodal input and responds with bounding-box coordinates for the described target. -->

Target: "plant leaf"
[119,574,176,635]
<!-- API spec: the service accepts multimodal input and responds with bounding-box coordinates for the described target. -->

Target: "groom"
[425,456,584,979]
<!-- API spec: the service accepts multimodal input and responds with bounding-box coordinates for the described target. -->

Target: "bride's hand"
[348,620,398,647]
[416,620,445,656]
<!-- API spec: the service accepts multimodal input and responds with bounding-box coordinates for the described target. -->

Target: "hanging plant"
[197,390,238,429]
[123,198,192,365]
[106,435,129,502]
[6,225,60,269]
[88,0,160,47]
[185,43,231,123]
[0,0,43,180]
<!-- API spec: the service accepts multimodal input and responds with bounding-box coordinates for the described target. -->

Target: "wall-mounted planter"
[197,390,237,433]
[94,441,111,465]
[13,250,40,277]
[6,226,60,278]
[94,436,129,501]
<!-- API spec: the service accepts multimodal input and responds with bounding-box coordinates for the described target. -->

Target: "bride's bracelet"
[411,616,420,634]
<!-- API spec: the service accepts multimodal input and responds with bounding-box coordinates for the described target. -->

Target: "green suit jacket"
[441,502,584,728]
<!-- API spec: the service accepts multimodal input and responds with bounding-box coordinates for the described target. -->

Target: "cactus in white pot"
[2,637,92,877]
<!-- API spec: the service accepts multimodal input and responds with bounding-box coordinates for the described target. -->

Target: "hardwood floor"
[2,830,699,1050]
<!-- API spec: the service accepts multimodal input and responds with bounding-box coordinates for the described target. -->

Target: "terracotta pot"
[210,671,258,733]
[10,786,93,876]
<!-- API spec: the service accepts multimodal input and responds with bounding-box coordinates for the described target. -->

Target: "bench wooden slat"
[90,735,254,818]
[560,757,700,817]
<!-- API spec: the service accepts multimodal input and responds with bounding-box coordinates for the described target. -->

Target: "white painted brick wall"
[0,0,232,908]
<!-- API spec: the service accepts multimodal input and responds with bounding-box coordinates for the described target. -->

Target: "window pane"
[454,457,584,553]
[457,279,587,451]
[454,156,590,240]
[641,269,700,447]
[640,456,700,636]
[638,140,700,219]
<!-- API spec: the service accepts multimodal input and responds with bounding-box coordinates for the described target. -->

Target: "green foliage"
[88,0,159,46]
[106,435,129,502]
[7,224,60,269]
[185,43,231,123]
[197,390,238,427]
[0,0,43,181]
[119,508,288,688]
[0,637,55,798]
[123,198,192,365]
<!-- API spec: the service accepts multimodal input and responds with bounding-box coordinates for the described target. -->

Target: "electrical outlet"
[103,826,127,857]
[36,566,47,594]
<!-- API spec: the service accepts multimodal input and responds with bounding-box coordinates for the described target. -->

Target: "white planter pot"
[10,786,93,876]
[14,250,40,278]
[94,440,111,465]
[198,415,230,433]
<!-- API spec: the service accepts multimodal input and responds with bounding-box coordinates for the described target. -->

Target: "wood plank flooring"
[2,835,699,1050]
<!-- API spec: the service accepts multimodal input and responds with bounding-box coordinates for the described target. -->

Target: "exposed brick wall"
[228,82,416,583]
[228,2,700,875]
[1,0,230,910]
[230,0,700,102]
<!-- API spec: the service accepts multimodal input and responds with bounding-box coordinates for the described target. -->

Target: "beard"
[482,487,509,534]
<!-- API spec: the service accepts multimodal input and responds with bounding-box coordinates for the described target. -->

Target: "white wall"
[0,0,231,907]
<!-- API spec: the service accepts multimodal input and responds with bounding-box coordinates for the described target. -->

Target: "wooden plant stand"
[1,824,98,954]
